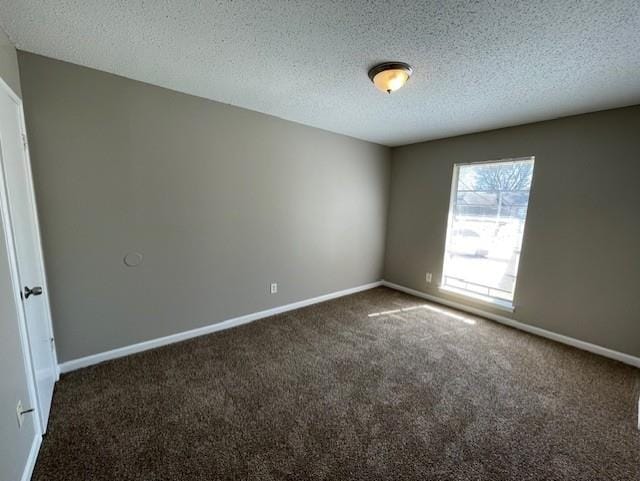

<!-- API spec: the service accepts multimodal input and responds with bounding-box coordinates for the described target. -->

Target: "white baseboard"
[59,281,382,373]
[21,433,41,481]
[382,280,640,369]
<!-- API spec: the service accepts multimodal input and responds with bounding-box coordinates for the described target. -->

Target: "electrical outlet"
[16,400,23,428]
[425,272,433,283]
[15,400,34,428]
[270,282,278,294]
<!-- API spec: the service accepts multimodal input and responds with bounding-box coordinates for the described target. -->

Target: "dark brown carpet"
[34,287,640,480]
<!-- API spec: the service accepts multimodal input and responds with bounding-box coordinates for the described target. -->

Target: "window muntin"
[441,157,534,308]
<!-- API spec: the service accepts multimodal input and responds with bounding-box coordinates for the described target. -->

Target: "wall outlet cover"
[270,283,278,294]
[16,400,23,428]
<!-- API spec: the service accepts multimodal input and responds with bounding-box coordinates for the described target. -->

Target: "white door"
[0,80,57,432]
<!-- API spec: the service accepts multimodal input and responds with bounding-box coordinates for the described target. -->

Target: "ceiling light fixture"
[368,62,413,94]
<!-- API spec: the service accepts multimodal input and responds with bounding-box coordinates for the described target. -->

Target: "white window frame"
[439,156,535,312]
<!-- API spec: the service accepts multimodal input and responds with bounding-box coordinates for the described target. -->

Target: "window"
[441,157,534,309]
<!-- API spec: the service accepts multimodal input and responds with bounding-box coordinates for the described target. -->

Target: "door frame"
[0,76,58,433]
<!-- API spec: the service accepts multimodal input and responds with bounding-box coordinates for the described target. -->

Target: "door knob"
[24,286,43,299]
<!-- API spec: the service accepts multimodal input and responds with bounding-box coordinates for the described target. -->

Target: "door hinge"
[21,133,27,150]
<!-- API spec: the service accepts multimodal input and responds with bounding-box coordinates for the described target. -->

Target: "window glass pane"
[442,157,534,306]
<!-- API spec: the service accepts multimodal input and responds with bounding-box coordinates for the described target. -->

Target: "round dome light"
[368,62,413,94]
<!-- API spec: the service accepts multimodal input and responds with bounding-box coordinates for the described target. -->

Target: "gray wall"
[0,26,20,97]
[384,106,640,357]
[18,52,391,362]
[0,28,38,481]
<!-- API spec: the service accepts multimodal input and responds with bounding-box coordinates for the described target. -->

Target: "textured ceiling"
[0,1,639,146]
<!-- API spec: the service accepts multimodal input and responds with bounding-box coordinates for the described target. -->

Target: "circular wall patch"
[124,252,143,267]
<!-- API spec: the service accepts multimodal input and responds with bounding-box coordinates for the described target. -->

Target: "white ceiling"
[0,1,639,146]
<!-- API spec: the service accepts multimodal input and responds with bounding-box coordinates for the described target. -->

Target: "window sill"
[438,285,515,313]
